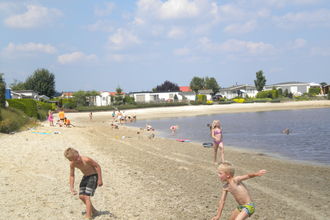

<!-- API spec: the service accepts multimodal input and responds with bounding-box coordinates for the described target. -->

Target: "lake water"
[129,108,330,165]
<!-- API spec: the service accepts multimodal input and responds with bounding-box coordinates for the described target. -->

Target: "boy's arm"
[86,157,103,186]
[211,189,228,220]
[69,163,77,195]
[235,169,267,182]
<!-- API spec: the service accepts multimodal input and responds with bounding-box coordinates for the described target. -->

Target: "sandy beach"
[1,100,330,220]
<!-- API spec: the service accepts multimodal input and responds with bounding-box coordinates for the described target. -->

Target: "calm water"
[129,108,330,165]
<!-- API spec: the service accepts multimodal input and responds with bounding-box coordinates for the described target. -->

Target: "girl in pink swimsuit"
[211,120,224,164]
[48,110,54,126]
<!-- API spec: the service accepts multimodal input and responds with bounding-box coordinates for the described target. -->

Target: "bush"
[232,98,245,103]
[0,108,31,133]
[308,87,321,96]
[196,94,207,103]
[7,99,38,118]
[256,90,278,99]
[328,91,330,100]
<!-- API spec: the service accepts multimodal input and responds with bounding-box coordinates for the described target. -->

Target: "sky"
[1,0,330,93]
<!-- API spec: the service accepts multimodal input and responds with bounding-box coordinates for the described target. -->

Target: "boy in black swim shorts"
[64,148,103,219]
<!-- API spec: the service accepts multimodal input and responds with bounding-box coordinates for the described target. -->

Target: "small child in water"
[211,120,224,164]
[211,162,267,220]
[64,148,103,219]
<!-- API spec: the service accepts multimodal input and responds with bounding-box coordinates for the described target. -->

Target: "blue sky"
[1,0,330,92]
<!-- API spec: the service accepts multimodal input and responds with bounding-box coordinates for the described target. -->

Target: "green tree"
[153,80,180,92]
[73,91,88,106]
[308,87,321,96]
[205,77,220,95]
[10,79,26,90]
[277,88,283,97]
[283,89,289,97]
[254,70,266,92]
[0,73,6,108]
[25,68,56,98]
[190,77,205,93]
[320,82,327,95]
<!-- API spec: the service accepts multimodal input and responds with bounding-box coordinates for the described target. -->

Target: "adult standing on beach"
[59,109,65,125]
[211,120,224,164]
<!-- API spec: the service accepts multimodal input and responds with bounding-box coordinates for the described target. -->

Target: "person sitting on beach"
[211,120,224,164]
[64,117,74,128]
[211,162,267,220]
[64,148,103,220]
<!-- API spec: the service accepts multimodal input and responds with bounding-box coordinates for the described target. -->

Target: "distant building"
[130,91,185,103]
[93,91,112,106]
[5,89,12,99]
[218,84,258,99]
[179,86,192,92]
[11,90,39,100]
[61,92,74,98]
[264,82,321,96]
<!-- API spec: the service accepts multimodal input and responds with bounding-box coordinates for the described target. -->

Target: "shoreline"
[1,100,330,219]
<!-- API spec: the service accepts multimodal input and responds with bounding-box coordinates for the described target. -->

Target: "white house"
[93,91,112,106]
[11,90,39,100]
[130,91,185,103]
[198,89,213,101]
[218,85,258,99]
[264,82,321,96]
[179,92,196,101]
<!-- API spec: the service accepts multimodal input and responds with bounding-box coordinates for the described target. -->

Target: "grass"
[0,107,37,133]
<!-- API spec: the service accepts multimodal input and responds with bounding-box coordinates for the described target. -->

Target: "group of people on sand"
[63,117,266,220]
[48,109,74,128]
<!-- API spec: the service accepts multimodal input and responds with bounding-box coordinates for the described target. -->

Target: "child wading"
[211,162,267,220]
[64,148,103,219]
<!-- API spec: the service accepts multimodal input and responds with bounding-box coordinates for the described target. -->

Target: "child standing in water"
[211,162,267,220]
[211,120,224,164]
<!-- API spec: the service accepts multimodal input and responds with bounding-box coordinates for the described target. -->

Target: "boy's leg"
[229,208,240,220]
[234,210,249,220]
[79,195,96,218]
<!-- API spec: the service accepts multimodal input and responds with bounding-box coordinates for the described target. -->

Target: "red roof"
[109,92,125,96]
[179,86,192,92]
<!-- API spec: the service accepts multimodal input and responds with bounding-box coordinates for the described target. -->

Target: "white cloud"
[239,0,322,8]
[137,0,208,20]
[220,39,275,55]
[310,47,330,56]
[57,52,97,64]
[85,20,115,32]
[4,4,62,28]
[167,27,185,39]
[224,20,257,34]
[173,48,190,56]
[273,9,330,28]
[4,42,57,54]
[94,2,115,16]
[107,29,140,50]
[198,37,275,56]
[290,38,307,49]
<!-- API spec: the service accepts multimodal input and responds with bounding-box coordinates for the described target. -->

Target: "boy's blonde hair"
[64,147,78,159]
[218,162,235,176]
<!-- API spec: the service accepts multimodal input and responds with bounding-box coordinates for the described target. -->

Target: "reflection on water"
[129,108,330,165]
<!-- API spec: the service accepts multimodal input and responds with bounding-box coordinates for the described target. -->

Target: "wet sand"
[1,101,330,220]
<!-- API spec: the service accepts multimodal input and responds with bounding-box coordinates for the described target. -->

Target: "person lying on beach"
[211,162,267,220]
[64,148,103,220]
